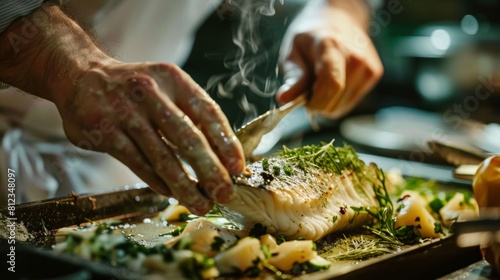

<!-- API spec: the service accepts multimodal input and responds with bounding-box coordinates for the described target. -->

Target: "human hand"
[0,3,245,215]
[277,5,383,118]
[57,61,245,215]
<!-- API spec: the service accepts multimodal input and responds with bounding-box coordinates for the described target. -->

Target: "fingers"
[279,26,383,118]
[277,33,349,114]
[150,64,245,176]
[276,54,311,104]
[332,53,383,117]
[309,43,347,114]
[337,68,376,115]
[148,90,235,205]
[121,114,214,215]
[283,42,381,118]
[180,94,245,176]
[103,131,172,198]
[64,62,245,215]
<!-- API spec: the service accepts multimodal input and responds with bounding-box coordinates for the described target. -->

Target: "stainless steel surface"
[0,184,169,240]
[0,164,488,279]
[427,139,493,181]
[428,139,490,166]
[454,164,480,181]
[455,209,500,248]
[307,236,482,280]
[235,95,306,159]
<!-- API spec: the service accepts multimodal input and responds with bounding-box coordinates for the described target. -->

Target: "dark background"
[182,0,500,163]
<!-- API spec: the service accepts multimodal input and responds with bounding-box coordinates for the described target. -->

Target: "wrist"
[326,0,370,30]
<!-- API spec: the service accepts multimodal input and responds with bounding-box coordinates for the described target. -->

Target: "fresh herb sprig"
[279,140,364,175]
[321,235,394,261]
[351,170,413,246]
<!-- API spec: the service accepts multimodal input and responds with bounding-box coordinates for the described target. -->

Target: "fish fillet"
[218,142,384,241]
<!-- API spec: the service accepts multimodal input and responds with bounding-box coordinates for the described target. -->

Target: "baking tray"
[0,185,169,247]
[0,184,484,280]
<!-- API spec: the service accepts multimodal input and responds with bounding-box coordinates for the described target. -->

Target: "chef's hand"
[277,0,383,118]
[63,61,245,215]
[0,3,245,215]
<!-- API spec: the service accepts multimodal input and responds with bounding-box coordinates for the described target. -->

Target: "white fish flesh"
[219,143,384,241]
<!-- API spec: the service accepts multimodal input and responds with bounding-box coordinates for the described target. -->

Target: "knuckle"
[128,74,156,87]
[321,74,345,94]
[104,133,133,157]
[152,63,182,78]
[371,62,385,80]
[123,118,147,134]
[294,32,314,45]
[204,100,222,118]
[317,36,340,52]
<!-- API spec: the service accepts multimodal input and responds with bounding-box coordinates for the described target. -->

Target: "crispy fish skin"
[219,154,382,241]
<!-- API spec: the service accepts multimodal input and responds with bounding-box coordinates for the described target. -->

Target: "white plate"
[340,107,470,153]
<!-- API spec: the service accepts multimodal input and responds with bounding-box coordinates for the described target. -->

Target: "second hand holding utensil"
[235,95,307,159]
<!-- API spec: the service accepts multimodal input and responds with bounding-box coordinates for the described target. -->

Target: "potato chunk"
[395,193,443,238]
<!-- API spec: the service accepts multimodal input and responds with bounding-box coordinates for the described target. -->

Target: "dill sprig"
[321,235,394,261]
[279,140,364,175]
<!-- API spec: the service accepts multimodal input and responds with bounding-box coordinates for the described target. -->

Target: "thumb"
[276,58,311,104]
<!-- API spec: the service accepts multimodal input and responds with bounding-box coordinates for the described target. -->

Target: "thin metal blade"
[0,185,168,239]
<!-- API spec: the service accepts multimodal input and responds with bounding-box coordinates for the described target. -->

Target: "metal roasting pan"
[0,183,486,280]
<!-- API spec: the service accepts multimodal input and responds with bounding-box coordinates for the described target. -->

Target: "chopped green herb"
[158,244,174,262]
[262,158,269,170]
[279,140,364,175]
[210,236,225,251]
[262,245,271,259]
[290,261,326,275]
[434,222,445,235]
[208,205,221,215]
[276,235,286,245]
[178,212,191,221]
[429,197,445,214]
[160,224,186,237]
[273,166,281,176]
[249,223,267,238]
[178,253,215,280]
[64,234,83,254]
[332,215,338,223]
[394,226,421,244]
[245,264,262,277]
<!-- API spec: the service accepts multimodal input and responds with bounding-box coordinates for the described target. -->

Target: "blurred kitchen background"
[182,0,500,167]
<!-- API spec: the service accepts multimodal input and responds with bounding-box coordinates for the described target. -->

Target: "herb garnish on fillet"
[279,140,364,175]
[220,141,381,241]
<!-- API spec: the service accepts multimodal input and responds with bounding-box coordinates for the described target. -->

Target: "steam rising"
[207,0,285,127]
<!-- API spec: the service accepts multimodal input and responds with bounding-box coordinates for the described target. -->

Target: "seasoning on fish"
[218,141,383,241]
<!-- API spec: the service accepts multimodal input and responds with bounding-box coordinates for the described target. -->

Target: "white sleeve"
[0,0,61,34]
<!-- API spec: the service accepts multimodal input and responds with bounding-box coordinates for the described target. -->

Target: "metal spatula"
[427,139,492,181]
[235,95,307,159]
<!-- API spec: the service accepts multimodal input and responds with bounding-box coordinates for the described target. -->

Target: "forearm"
[326,0,370,29]
[0,2,111,107]
[291,0,370,33]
